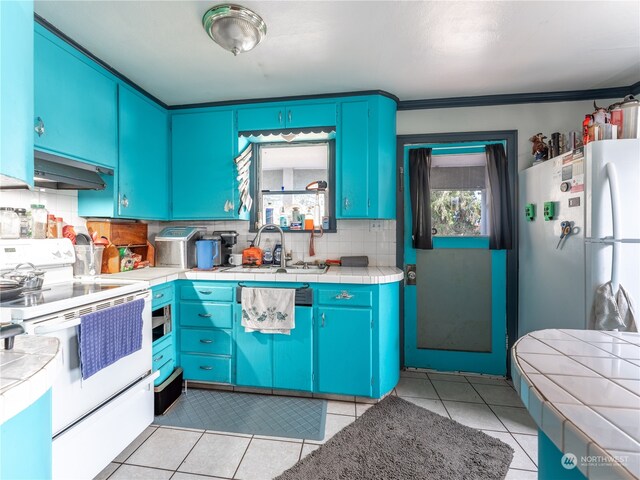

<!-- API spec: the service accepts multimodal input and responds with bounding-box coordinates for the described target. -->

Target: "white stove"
[0,238,156,480]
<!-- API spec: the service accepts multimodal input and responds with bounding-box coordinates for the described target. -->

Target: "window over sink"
[248,139,336,233]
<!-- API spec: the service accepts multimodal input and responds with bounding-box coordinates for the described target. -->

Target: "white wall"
[397,98,619,171]
[0,188,86,230]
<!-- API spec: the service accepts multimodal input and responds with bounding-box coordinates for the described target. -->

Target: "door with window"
[403,141,510,376]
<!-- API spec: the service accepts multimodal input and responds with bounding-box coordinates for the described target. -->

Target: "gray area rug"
[276,396,514,480]
[153,389,327,441]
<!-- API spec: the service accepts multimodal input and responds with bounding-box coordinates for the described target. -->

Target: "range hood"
[33,151,112,190]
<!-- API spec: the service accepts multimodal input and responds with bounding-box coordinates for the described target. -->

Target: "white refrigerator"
[518,139,640,337]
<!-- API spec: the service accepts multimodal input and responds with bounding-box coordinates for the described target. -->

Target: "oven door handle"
[34,318,82,335]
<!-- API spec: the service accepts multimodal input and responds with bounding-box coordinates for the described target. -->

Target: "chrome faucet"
[252,224,286,269]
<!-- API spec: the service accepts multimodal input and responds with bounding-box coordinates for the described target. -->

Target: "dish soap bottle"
[279,207,289,228]
[262,238,273,265]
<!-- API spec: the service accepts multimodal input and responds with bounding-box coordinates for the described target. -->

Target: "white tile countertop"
[512,329,640,479]
[0,335,62,424]
[105,266,404,286]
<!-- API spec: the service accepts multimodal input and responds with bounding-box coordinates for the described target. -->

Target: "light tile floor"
[95,371,538,480]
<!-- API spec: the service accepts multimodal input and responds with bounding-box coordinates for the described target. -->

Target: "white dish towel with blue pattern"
[241,287,295,335]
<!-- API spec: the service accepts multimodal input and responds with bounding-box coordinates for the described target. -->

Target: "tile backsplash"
[0,188,86,230]
[148,220,397,267]
[0,188,397,267]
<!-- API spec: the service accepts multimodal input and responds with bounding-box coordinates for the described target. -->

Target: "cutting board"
[102,244,120,274]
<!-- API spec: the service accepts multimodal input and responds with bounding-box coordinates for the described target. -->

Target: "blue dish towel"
[77,298,144,380]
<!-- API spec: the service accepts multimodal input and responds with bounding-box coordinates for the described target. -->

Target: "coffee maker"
[214,231,239,266]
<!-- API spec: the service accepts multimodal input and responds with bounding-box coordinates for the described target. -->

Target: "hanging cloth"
[409,148,433,249]
[485,144,513,250]
[235,144,253,214]
[590,282,638,332]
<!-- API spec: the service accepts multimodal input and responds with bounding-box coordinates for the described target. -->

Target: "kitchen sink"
[221,265,329,274]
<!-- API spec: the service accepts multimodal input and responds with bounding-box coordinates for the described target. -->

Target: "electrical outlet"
[369,220,383,232]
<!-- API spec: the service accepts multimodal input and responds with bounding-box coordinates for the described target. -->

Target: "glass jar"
[0,207,20,239]
[47,214,57,238]
[14,208,31,238]
[30,204,48,239]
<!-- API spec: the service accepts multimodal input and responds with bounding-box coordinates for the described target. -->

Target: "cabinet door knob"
[321,312,325,328]
[200,365,213,370]
[34,117,45,137]
[199,339,214,344]
[278,111,283,124]
[335,291,354,300]
[120,194,129,208]
[344,197,349,210]
[288,110,292,123]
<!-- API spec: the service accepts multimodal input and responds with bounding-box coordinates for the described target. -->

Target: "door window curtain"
[409,148,433,249]
[485,144,513,250]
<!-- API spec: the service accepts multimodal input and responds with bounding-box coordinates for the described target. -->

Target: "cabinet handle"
[198,313,213,317]
[34,117,45,137]
[154,293,164,299]
[153,354,164,362]
[321,312,325,328]
[278,111,283,123]
[200,339,214,344]
[198,291,212,295]
[120,194,129,208]
[200,365,213,371]
[335,291,354,300]
[288,110,292,123]
[344,197,350,210]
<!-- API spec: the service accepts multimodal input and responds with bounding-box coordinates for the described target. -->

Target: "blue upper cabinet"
[0,0,34,187]
[79,87,169,220]
[117,87,169,219]
[337,95,396,219]
[171,110,240,219]
[237,102,336,132]
[34,25,117,169]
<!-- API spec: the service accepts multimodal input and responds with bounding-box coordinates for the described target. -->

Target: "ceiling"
[34,1,640,107]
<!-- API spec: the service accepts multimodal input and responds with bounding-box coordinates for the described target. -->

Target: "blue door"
[234,304,272,387]
[118,87,169,220]
[316,306,372,396]
[171,110,236,219]
[273,307,313,391]
[403,142,507,375]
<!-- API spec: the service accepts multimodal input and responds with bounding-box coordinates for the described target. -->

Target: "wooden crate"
[87,221,148,246]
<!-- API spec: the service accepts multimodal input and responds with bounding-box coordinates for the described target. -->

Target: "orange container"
[242,245,263,267]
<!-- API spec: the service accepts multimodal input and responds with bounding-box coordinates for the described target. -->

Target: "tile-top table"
[512,329,640,479]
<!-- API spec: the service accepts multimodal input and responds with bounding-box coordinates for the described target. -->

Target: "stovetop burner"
[0,282,126,308]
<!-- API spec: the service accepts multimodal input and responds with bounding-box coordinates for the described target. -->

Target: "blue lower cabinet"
[234,305,314,391]
[0,389,52,480]
[316,306,373,397]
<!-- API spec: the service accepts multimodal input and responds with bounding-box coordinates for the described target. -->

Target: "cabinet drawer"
[181,285,233,302]
[153,343,174,372]
[181,354,231,383]
[152,333,172,352]
[151,284,174,309]
[180,328,232,355]
[180,303,233,328]
[317,288,373,307]
[154,358,175,387]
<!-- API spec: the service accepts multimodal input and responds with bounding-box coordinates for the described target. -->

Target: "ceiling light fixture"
[202,4,266,56]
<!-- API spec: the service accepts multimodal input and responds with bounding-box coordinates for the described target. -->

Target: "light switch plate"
[369,220,383,232]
